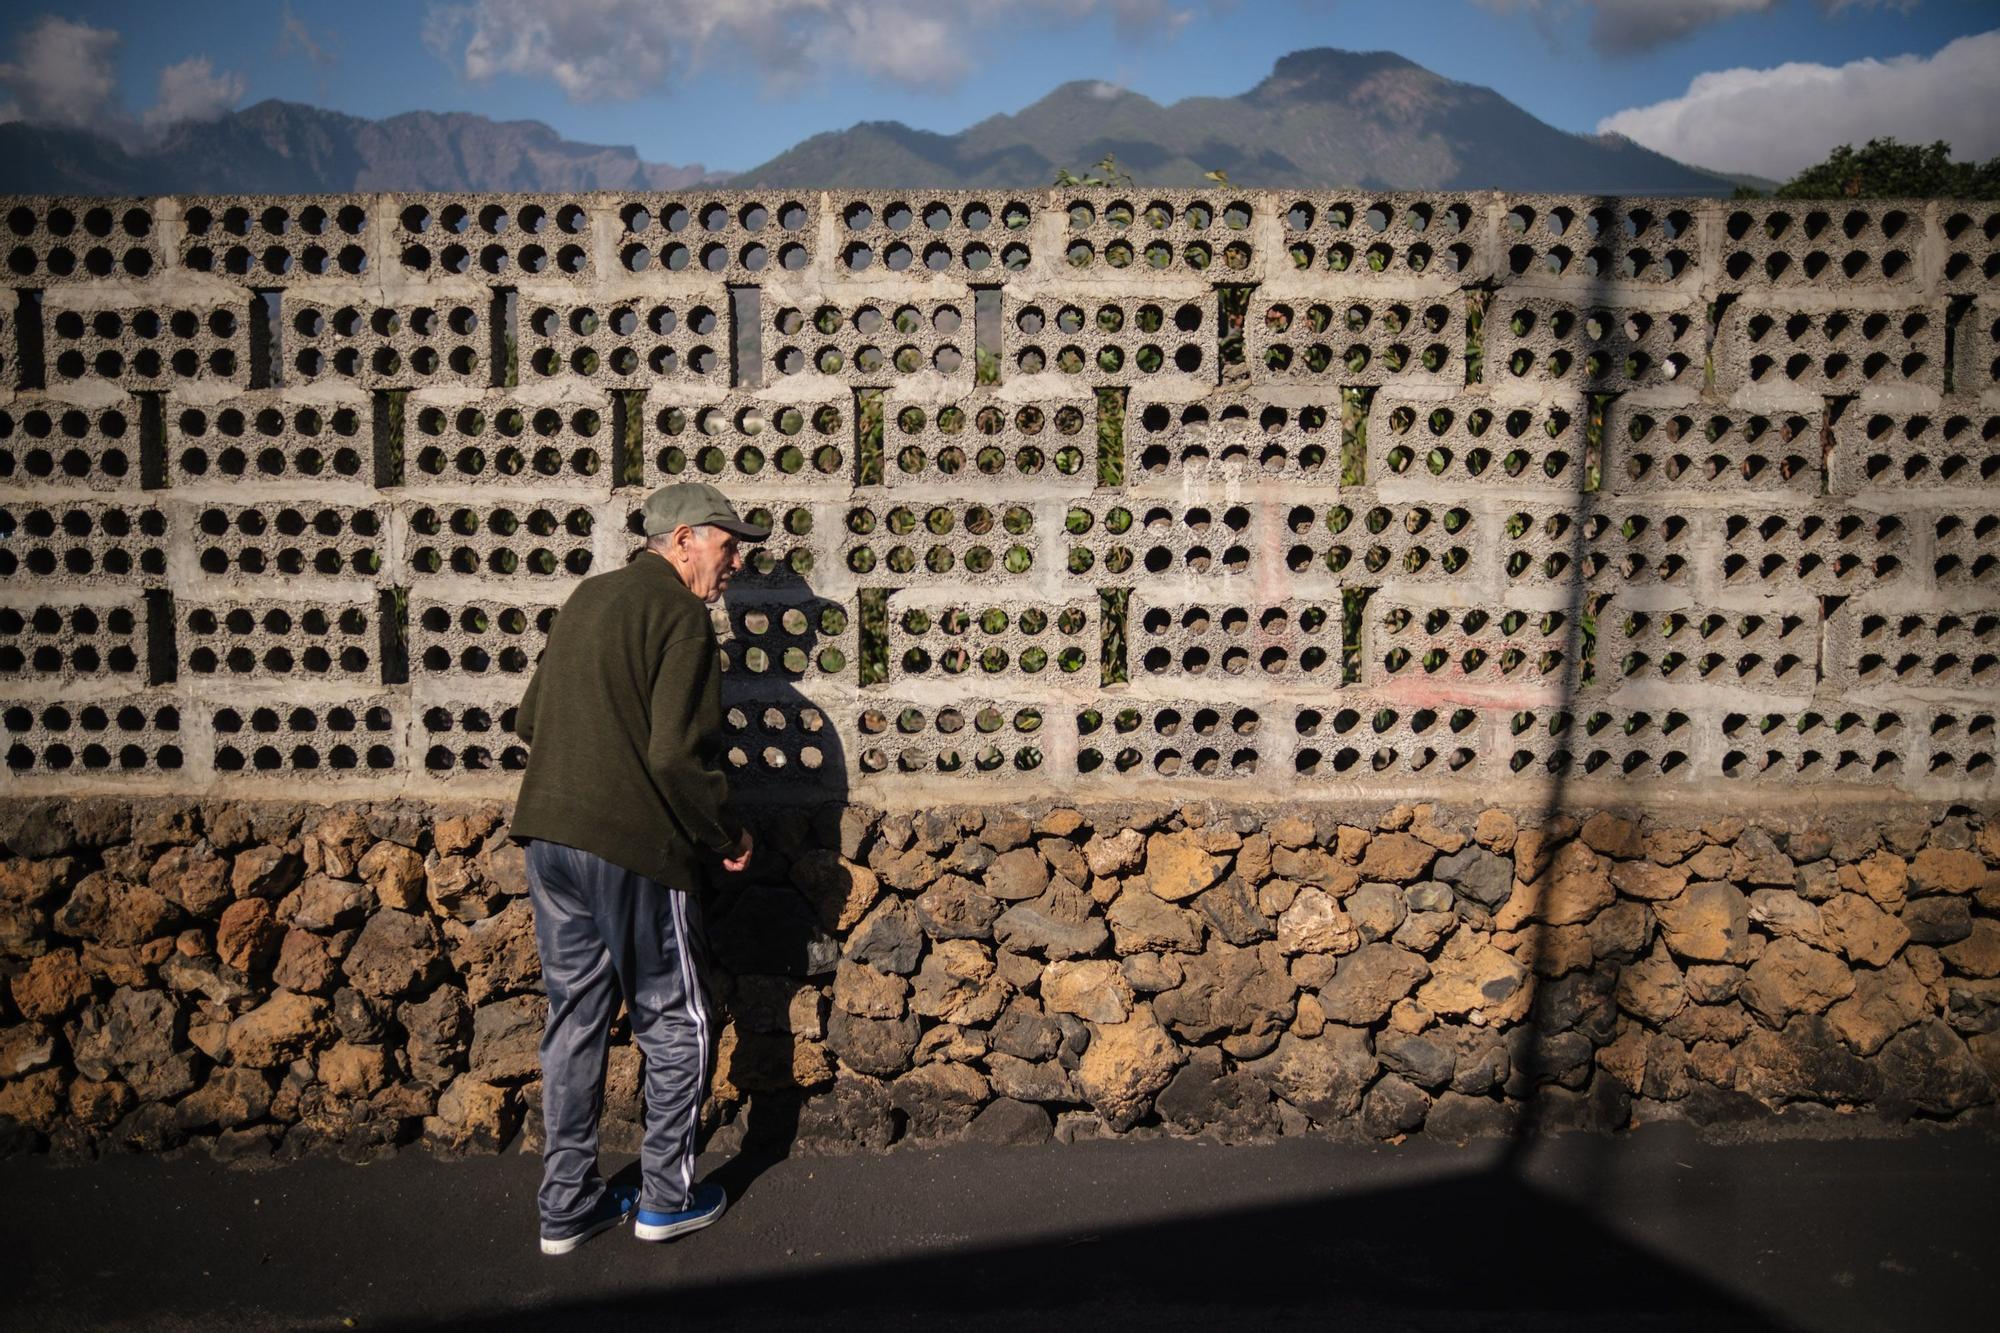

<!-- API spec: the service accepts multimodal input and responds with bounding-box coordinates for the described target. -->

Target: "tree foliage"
[1769,137,2000,200]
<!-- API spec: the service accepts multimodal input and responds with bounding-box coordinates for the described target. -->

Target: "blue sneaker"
[634,1183,727,1242]
[540,1185,639,1256]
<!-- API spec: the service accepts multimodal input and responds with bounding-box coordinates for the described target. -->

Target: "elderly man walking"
[509,482,767,1256]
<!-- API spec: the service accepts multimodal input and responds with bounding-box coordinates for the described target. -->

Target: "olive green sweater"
[508,553,741,887]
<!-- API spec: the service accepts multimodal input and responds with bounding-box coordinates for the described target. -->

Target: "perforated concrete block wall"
[2,191,1996,808]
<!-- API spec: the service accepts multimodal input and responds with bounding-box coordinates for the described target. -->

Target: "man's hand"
[722,828,754,874]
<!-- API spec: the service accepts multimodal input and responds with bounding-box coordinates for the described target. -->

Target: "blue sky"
[1,1,1996,178]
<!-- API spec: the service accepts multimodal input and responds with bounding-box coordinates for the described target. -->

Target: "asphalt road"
[3,1120,1995,1333]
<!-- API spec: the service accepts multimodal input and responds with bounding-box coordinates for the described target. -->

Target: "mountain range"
[0,48,1753,197]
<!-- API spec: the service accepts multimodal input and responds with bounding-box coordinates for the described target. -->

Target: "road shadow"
[378,1158,1791,1333]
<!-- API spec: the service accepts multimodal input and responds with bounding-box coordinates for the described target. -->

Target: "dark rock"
[825,1007,921,1078]
[990,999,1061,1061]
[55,873,178,947]
[1155,1046,1277,1140]
[1316,943,1429,1026]
[467,996,542,1083]
[1195,877,1271,946]
[1245,1027,1375,1123]
[332,987,386,1045]
[1873,1019,1994,1116]
[1735,1015,1881,1105]
[1902,897,1973,945]
[6,801,77,859]
[175,1068,274,1130]
[994,897,1109,959]
[1377,1031,1455,1089]
[845,899,925,975]
[341,910,445,999]
[1434,847,1513,908]
[888,1062,987,1139]
[230,847,303,901]
[1361,1075,1429,1137]
[1152,941,1295,1056]
[399,986,472,1086]
[914,875,1002,941]
[964,1097,1052,1146]
[796,1076,895,1153]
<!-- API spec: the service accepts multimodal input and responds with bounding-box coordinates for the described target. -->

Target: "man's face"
[680,524,742,602]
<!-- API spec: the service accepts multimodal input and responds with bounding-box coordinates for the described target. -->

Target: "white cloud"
[0,16,251,141]
[1473,0,1779,54]
[422,0,1201,101]
[0,16,121,129]
[143,56,247,129]
[279,3,337,66]
[1598,29,2000,179]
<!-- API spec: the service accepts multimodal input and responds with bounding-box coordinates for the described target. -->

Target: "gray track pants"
[524,839,714,1230]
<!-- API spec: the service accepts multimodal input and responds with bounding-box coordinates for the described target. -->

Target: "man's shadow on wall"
[690,573,855,1206]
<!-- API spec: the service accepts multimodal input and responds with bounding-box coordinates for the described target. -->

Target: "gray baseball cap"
[639,482,771,541]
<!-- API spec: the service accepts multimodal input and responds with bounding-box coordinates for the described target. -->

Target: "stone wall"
[1,794,1995,1158]
[2,188,1998,1155]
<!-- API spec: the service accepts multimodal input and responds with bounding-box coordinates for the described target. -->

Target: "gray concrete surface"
[4,1120,1995,1332]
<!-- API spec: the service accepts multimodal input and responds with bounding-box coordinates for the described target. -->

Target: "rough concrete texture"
[2,794,1997,1162]
[0,189,1994,803]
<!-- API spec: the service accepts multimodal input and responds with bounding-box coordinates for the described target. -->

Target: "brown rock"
[1581,812,1644,859]
[215,898,283,974]
[426,854,499,923]
[1316,943,1429,1025]
[1612,860,1689,902]
[1615,945,1688,1025]
[1642,824,1703,865]
[1108,887,1203,955]
[230,846,302,901]
[226,991,330,1067]
[1151,941,1295,1056]
[445,899,540,1004]
[1335,826,1371,864]
[1268,816,1316,849]
[1747,889,1824,945]
[10,950,92,1021]
[1511,842,1615,928]
[1084,828,1146,878]
[1035,809,1087,839]
[1234,832,1272,885]
[982,847,1050,903]
[1740,939,1856,1025]
[1042,960,1134,1024]
[1276,888,1358,956]
[1356,833,1435,884]
[834,959,908,1019]
[1144,830,1228,902]
[1656,883,1752,963]
[318,1040,394,1099]
[910,941,1008,1026]
[914,875,1002,941]
[357,841,426,912]
[1826,960,1929,1055]
[149,844,232,918]
[175,1067,273,1129]
[304,808,373,878]
[0,1068,64,1131]
[1684,844,1733,881]
[271,927,338,994]
[427,1075,519,1153]
[1820,893,1909,967]
[1909,849,1989,896]
[1075,1008,1182,1130]
[1415,932,1530,1021]
[342,910,444,999]
[292,875,370,933]
[434,808,502,858]
[1473,809,1517,853]
[54,872,179,947]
